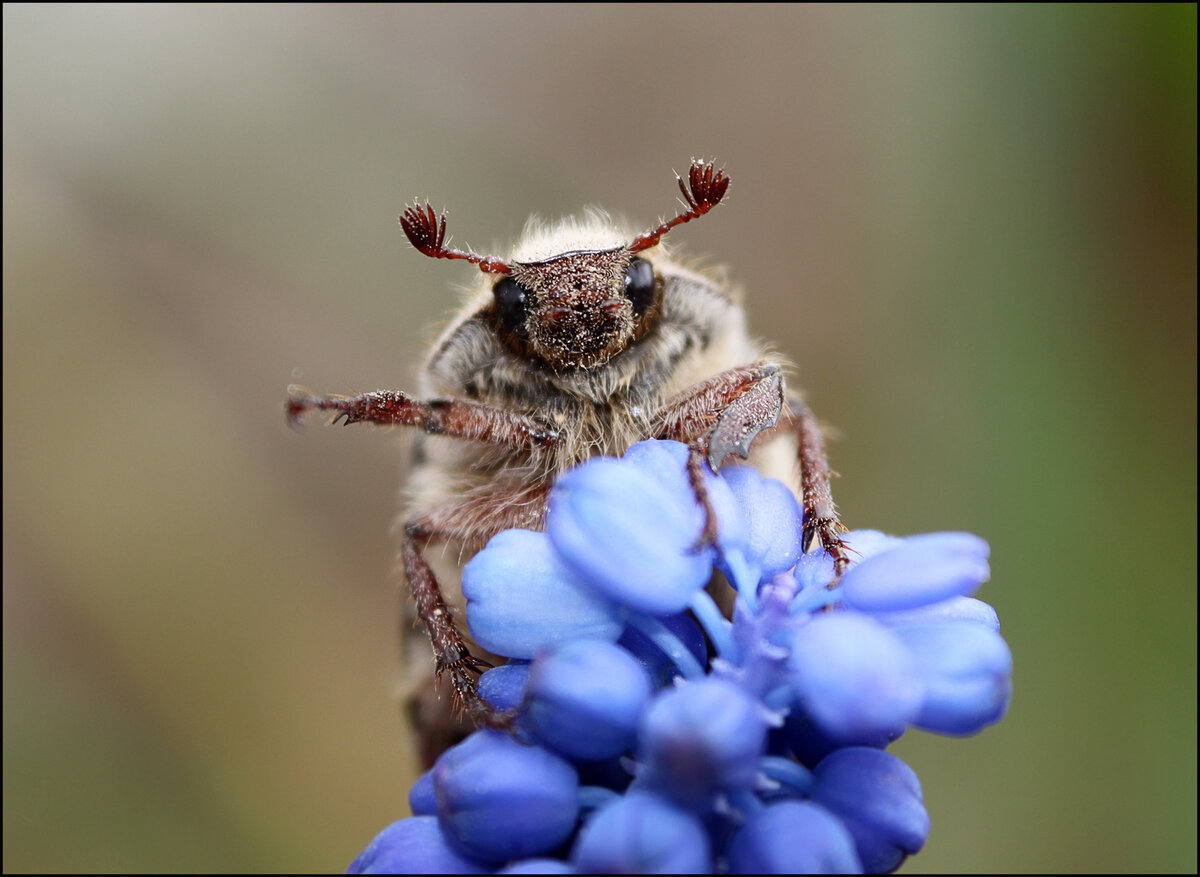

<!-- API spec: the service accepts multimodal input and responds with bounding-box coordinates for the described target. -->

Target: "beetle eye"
[625,258,656,316]
[492,277,530,334]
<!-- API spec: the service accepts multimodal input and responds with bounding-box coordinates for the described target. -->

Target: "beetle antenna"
[400,203,512,274]
[629,159,730,253]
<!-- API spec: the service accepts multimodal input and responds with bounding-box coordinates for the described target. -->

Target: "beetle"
[287,160,849,763]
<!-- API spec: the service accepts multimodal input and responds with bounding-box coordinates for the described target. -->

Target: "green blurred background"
[4,5,1194,872]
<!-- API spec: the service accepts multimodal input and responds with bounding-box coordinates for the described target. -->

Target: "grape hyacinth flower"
[350,440,1012,874]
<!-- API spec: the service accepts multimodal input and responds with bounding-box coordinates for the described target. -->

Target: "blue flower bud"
[620,436,692,477]
[524,639,654,761]
[727,800,863,874]
[788,612,923,740]
[547,457,714,615]
[623,439,746,560]
[572,792,711,873]
[893,621,1013,735]
[811,748,929,874]
[433,730,580,862]
[720,465,804,592]
[408,768,437,816]
[477,660,531,713]
[841,532,990,612]
[348,816,490,874]
[870,595,1000,632]
[463,529,623,659]
[793,546,836,594]
[498,858,577,873]
[622,439,739,524]
[638,678,768,807]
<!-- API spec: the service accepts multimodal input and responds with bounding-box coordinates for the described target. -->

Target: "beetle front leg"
[654,361,784,471]
[656,361,785,547]
[656,364,852,576]
[286,388,558,452]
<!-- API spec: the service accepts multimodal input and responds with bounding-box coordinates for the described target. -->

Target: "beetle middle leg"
[403,522,496,724]
[402,481,551,752]
[776,397,852,575]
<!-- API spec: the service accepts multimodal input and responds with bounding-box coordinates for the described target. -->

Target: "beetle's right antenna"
[401,203,512,274]
[629,159,730,254]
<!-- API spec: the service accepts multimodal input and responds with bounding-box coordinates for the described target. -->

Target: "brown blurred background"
[3,5,1195,872]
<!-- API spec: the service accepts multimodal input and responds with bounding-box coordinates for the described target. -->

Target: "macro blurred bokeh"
[4,5,1195,872]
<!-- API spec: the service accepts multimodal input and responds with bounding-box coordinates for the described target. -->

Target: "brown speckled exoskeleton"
[287,160,850,765]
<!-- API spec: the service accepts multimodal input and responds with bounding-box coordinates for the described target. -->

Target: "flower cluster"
[350,440,1011,874]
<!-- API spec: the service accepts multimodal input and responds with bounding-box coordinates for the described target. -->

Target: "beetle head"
[400,159,728,371]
